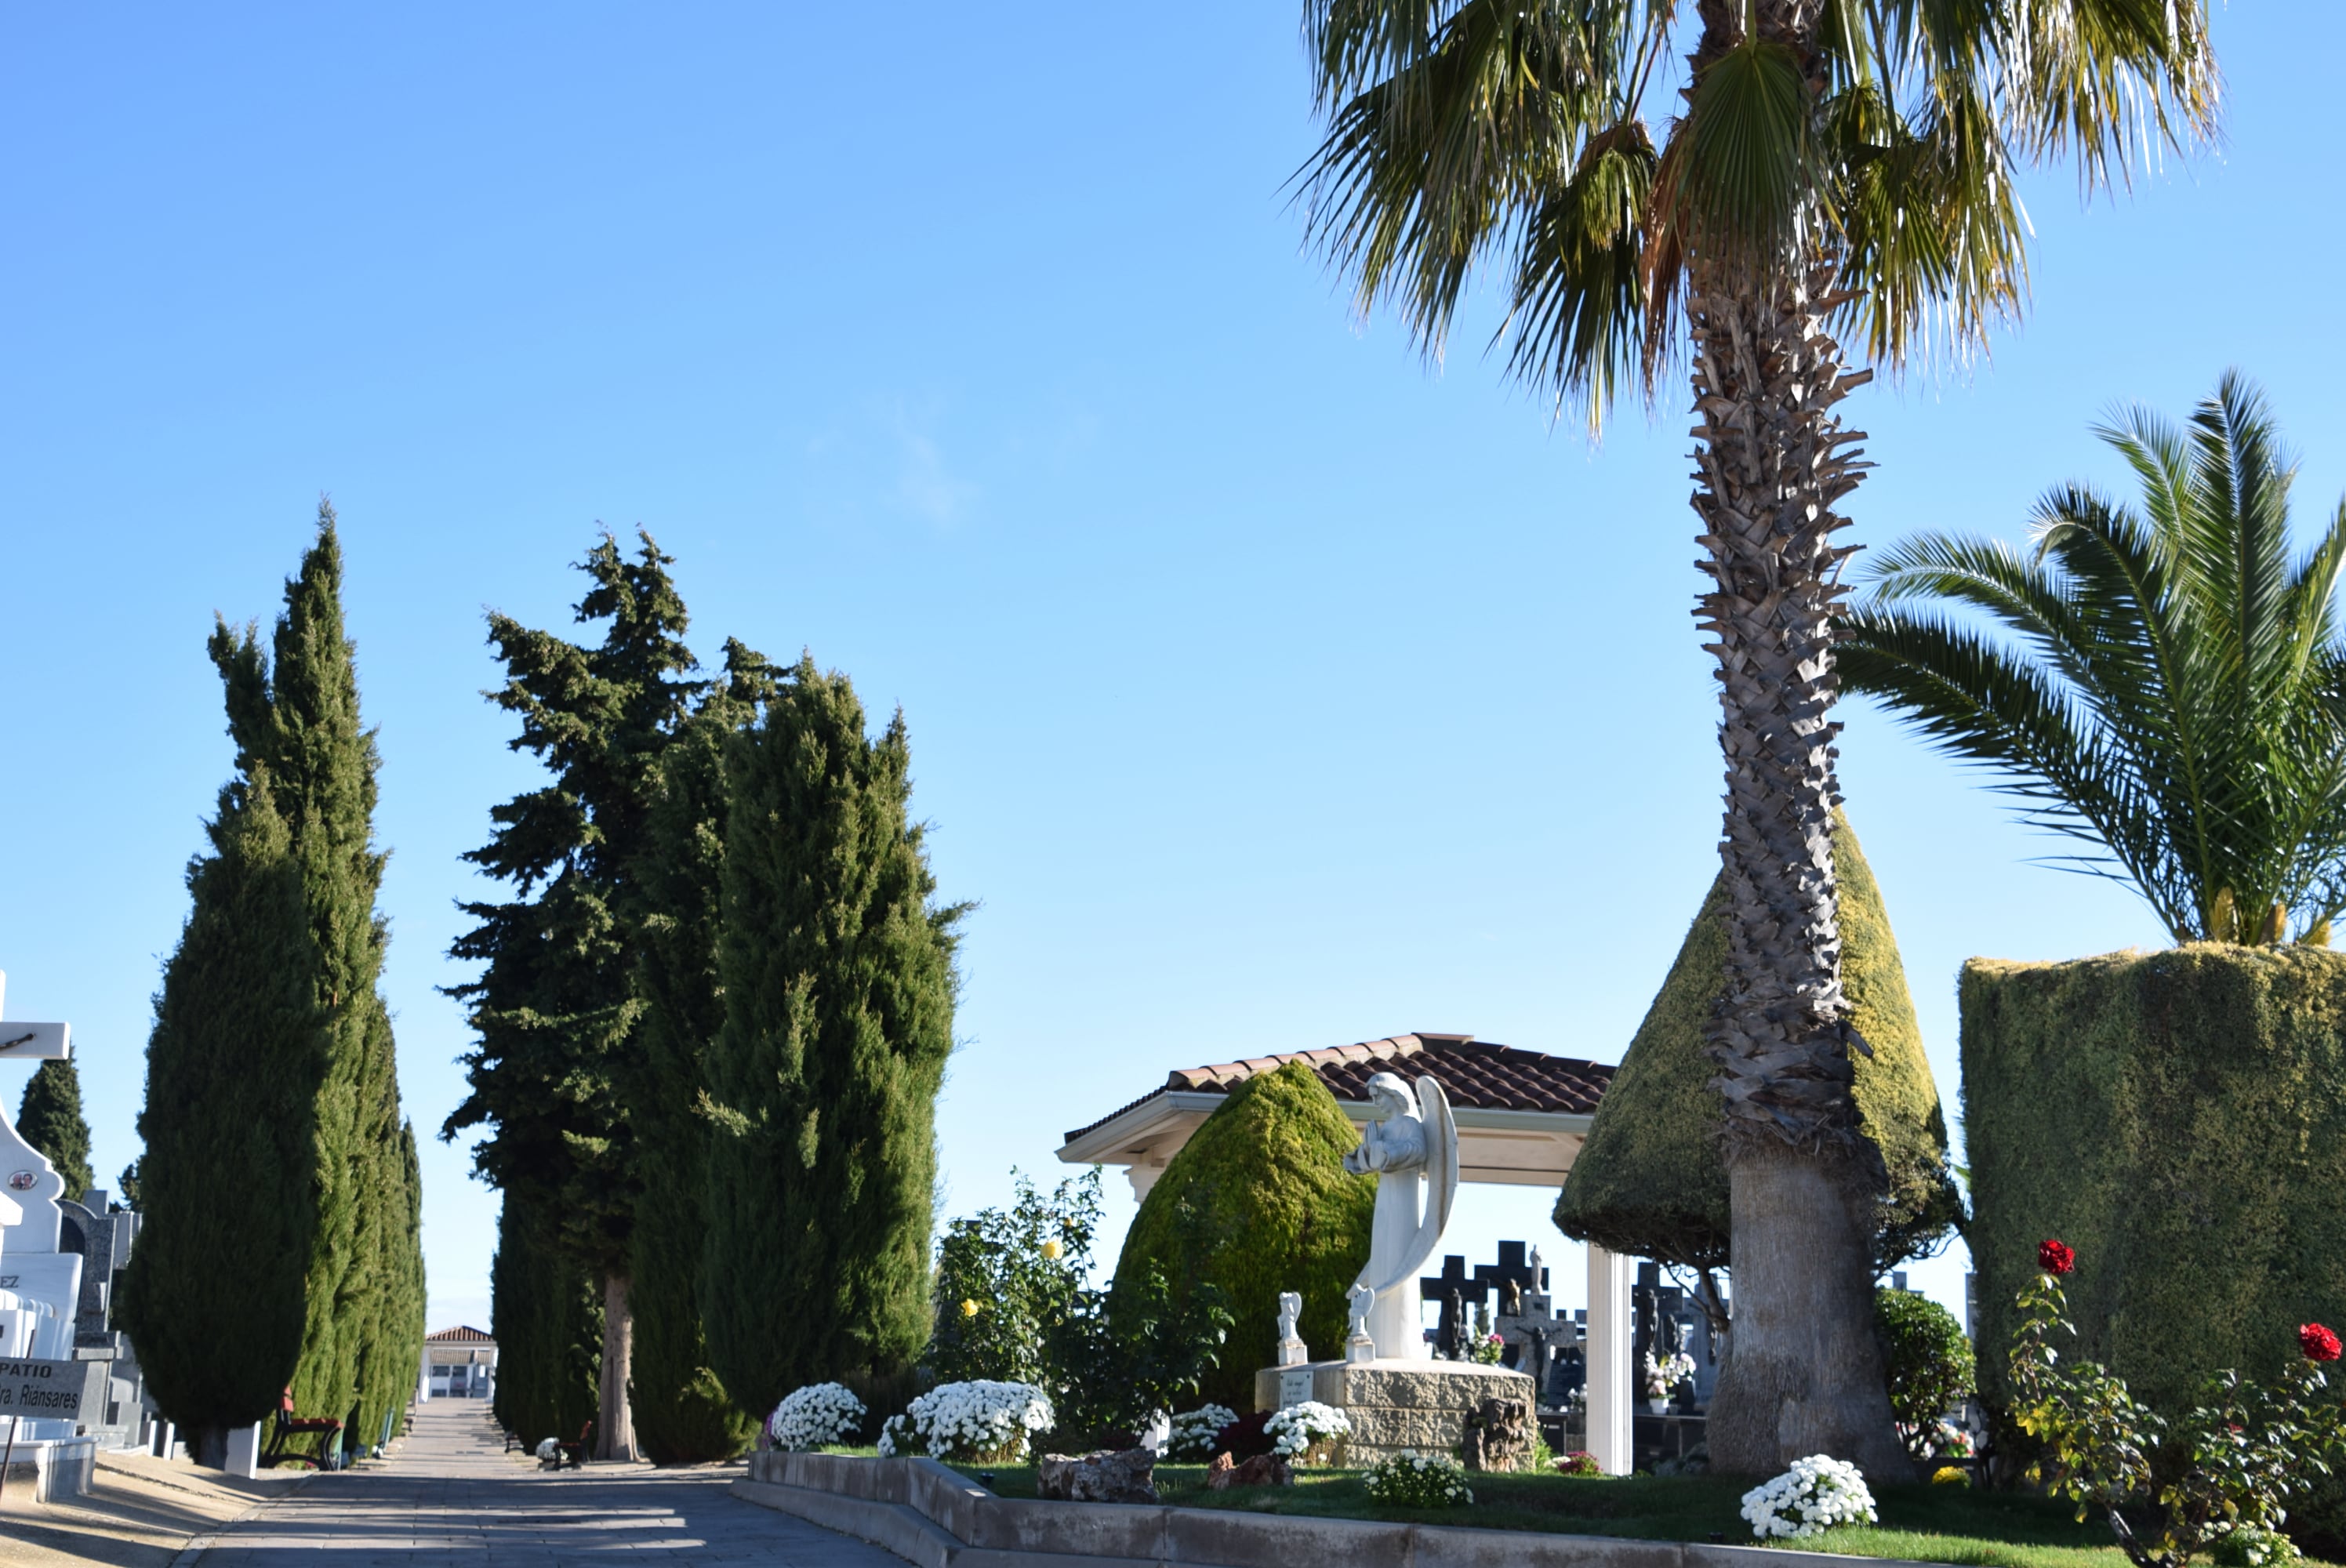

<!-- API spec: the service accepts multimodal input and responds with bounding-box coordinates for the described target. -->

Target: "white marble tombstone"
[0,973,85,1440]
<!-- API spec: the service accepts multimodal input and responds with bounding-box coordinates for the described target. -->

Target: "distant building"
[419,1325,497,1402]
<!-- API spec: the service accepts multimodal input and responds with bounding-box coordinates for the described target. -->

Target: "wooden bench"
[263,1388,343,1471]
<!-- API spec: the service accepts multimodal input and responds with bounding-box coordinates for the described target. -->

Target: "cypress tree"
[115,749,321,1464]
[445,532,697,1461]
[703,657,963,1417]
[627,641,774,1462]
[490,1200,602,1443]
[16,1058,93,1204]
[115,506,426,1466]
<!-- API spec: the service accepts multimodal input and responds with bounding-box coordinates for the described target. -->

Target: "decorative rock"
[1035,1447,1159,1504]
[1460,1397,1532,1472]
[1205,1451,1292,1490]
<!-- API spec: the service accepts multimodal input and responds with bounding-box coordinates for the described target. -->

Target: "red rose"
[2037,1240,2076,1276]
[2301,1323,2341,1362]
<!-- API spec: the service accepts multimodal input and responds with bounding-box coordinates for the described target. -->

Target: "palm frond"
[1843,377,2346,943]
[1502,120,1658,424]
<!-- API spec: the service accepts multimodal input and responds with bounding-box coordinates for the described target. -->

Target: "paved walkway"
[192,1403,903,1566]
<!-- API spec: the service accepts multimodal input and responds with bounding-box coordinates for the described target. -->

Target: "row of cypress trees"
[447,533,959,1461]
[115,509,427,1467]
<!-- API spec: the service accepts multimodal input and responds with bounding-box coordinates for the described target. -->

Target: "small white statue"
[1345,1282,1377,1365]
[1276,1290,1308,1367]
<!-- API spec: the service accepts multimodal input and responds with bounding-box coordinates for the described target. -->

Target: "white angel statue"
[1340,1071,1457,1361]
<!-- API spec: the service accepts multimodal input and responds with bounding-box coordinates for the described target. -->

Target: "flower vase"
[1646,1397,1669,1414]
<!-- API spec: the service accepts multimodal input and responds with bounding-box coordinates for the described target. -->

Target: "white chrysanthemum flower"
[1740,1456,1876,1540]
[766,1382,867,1452]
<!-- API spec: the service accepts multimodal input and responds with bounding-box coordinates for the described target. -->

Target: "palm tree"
[1295,1,2215,1475]
[1840,376,2346,950]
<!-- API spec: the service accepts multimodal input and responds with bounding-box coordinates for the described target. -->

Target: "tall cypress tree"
[115,760,318,1465]
[16,1059,93,1204]
[489,1199,602,1444]
[445,532,697,1461]
[116,507,426,1466]
[628,641,774,1461]
[703,658,963,1416]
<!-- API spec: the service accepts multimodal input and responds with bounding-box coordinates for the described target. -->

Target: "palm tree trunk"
[1687,253,1910,1479]
[595,1272,637,1462]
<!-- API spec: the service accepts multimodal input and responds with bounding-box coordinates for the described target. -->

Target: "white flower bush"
[766,1381,866,1452]
[877,1379,1054,1461]
[1642,1350,1696,1399]
[1741,1454,1879,1540]
[534,1437,559,1464]
[1363,1450,1474,1508]
[1265,1400,1352,1463]
[1166,1404,1239,1461]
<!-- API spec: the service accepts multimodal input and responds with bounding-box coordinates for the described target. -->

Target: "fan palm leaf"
[1841,376,2346,946]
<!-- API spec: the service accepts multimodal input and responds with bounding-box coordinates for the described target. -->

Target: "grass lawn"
[931,1461,2160,1568]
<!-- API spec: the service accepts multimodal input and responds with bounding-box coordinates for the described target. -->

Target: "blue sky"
[0,4,2330,1338]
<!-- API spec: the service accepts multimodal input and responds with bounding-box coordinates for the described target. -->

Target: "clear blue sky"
[0,5,2328,1338]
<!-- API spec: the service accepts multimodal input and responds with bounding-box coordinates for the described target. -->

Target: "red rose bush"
[2010,1244,2346,1568]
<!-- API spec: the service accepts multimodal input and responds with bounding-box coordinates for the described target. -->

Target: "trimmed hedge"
[1112,1062,1374,1410]
[1555,811,1959,1269]
[1964,944,2346,1417]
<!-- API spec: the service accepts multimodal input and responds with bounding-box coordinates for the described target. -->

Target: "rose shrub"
[2010,1245,2346,1568]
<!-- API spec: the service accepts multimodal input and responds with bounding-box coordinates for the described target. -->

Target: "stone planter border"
[735,1451,1961,1568]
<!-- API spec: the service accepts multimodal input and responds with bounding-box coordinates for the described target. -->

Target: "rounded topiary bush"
[1112,1061,1374,1410]
[1876,1287,1974,1459]
[1554,810,1961,1270]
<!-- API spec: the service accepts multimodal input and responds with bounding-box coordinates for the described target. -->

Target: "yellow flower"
[1932,1466,1966,1486]
[960,1298,981,1319]
[1041,1240,1064,1261]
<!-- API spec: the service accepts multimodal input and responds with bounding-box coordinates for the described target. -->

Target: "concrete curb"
[731,1453,1970,1568]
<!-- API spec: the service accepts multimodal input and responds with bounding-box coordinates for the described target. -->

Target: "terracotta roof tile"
[426,1325,495,1344]
[1065,1033,1612,1143]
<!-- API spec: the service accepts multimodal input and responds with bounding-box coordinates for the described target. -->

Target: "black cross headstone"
[1419,1254,1475,1312]
[1474,1242,1540,1312]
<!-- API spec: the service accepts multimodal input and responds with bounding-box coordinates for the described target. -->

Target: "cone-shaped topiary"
[1112,1061,1375,1410]
[16,1058,93,1205]
[1555,811,1959,1271]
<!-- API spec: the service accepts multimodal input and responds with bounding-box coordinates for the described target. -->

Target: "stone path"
[191,1402,904,1566]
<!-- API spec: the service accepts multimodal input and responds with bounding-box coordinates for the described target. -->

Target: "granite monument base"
[1253,1359,1538,1463]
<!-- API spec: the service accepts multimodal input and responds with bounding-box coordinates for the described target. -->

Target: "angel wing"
[1360,1074,1458,1298]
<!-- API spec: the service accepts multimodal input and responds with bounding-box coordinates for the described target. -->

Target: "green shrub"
[929,1170,1099,1388]
[1963,945,2346,1421]
[1113,1061,1375,1410]
[1876,1288,1974,1459]
[1556,811,1961,1270]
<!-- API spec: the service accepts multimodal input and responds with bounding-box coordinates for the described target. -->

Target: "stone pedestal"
[1254,1360,1538,1464]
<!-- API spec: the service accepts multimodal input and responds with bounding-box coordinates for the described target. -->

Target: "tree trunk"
[1685,252,1908,1480]
[595,1272,637,1462]
[191,1422,227,1470]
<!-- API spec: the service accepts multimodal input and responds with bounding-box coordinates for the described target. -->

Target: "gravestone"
[0,972,86,1443]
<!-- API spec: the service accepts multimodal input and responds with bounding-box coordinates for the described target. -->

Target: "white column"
[1585,1244,1632,1475]
[417,1347,432,1404]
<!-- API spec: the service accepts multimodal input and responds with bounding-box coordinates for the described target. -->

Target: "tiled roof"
[426,1325,495,1344]
[1064,1033,1612,1143]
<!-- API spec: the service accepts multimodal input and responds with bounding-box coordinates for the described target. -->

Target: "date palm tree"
[1840,376,2346,949]
[1296,0,2214,1474]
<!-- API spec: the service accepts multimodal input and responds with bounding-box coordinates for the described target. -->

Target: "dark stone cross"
[1419,1254,1476,1316]
[1474,1242,1541,1313]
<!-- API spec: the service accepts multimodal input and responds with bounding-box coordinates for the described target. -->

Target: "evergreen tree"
[627,641,773,1462]
[445,532,698,1461]
[490,1200,602,1443]
[703,658,963,1416]
[117,1159,141,1212]
[116,506,426,1467]
[116,740,323,1465]
[16,1058,93,1203]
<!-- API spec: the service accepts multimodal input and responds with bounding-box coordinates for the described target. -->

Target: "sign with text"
[0,1357,91,1421]
[1277,1368,1314,1408]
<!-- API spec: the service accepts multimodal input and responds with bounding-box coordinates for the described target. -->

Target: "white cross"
[0,974,71,1062]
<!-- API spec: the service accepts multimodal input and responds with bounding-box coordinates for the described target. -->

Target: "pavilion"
[1055,1030,1640,1473]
